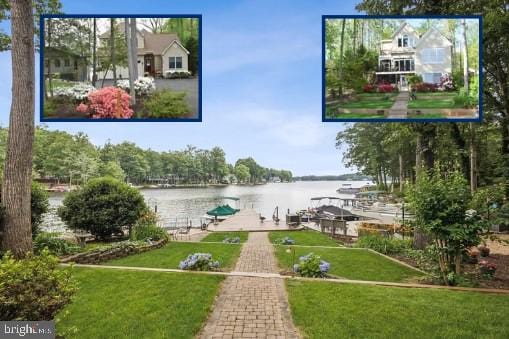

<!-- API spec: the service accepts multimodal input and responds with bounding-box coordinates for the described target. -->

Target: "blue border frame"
[39,14,202,122]
[322,15,483,123]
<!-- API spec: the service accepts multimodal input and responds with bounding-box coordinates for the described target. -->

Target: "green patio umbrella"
[207,205,236,216]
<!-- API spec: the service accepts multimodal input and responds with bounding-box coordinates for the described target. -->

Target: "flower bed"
[276,236,295,245]
[60,239,167,264]
[53,83,96,101]
[222,236,241,244]
[117,77,156,96]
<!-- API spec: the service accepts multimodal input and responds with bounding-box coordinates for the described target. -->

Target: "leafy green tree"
[97,161,126,181]
[406,170,484,285]
[185,36,199,75]
[58,177,147,239]
[234,164,250,183]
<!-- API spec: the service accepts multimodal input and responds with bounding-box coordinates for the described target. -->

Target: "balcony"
[376,64,415,73]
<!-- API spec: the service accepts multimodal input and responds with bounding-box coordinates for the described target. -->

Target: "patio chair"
[178,225,192,240]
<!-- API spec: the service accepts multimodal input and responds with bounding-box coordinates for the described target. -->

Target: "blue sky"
[0,0,361,176]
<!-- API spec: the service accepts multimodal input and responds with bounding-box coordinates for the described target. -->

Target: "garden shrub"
[144,89,190,118]
[276,236,295,245]
[408,75,423,85]
[0,249,77,320]
[33,232,81,256]
[86,86,134,119]
[356,234,411,255]
[378,83,394,93]
[117,77,156,96]
[222,236,240,244]
[179,253,220,271]
[415,82,437,92]
[362,84,376,93]
[57,177,147,239]
[0,182,49,238]
[439,73,455,91]
[164,70,191,79]
[453,94,477,108]
[131,223,169,242]
[53,82,96,102]
[293,253,330,278]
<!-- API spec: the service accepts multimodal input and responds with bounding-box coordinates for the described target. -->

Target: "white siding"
[162,42,189,74]
[415,29,452,76]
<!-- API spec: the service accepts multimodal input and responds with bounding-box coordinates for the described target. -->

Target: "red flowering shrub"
[363,84,376,93]
[415,82,437,92]
[87,87,134,119]
[75,103,89,114]
[378,84,394,93]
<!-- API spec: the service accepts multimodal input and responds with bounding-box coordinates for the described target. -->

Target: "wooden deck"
[209,209,302,232]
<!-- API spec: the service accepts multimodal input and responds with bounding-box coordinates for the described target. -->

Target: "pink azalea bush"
[87,87,134,119]
[75,103,89,114]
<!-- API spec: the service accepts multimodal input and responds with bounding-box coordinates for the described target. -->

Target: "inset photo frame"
[322,15,482,122]
[40,14,202,122]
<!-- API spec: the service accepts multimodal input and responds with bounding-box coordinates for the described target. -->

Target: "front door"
[144,54,154,76]
[400,75,408,91]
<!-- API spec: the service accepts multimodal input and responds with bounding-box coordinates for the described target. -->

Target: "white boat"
[336,183,361,194]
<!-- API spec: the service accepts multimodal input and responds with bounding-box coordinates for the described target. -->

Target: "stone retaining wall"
[60,239,167,264]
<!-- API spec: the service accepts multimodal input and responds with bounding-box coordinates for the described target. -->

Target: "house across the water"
[376,22,452,90]
[97,22,190,79]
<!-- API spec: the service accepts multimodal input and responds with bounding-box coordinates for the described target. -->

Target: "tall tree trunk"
[469,123,477,193]
[92,18,97,86]
[462,19,469,94]
[110,19,117,85]
[353,19,357,54]
[125,18,136,105]
[47,18,53,97]
[1,0,35,258]
[399,153,404,192]
[338,18,346,94]
[415,134,423,180]
[131,18,138,80]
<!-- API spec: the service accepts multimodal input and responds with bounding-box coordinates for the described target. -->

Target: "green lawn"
[56,268,223,339]
[201,231,249,243]
[45,79,78,89]
[329,113,386,119]
[287,280,509,339]
[340,100,394,109]
[274,247,423,282]
[408,99,459,109]
[269,230,340,247]
[103,242,241,271]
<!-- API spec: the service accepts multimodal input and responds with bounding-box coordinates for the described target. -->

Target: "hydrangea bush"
[117,77,156,96]
[223,236,240,244]
[293,253,330,278]
[179,253,220,271]
[87,87,134,119]
[276,236,295,245]
[53,83,96,101]
[439,73,455,91]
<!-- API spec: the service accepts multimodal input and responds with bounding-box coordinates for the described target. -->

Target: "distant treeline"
[294,173,372,181]
[0,127,292,185]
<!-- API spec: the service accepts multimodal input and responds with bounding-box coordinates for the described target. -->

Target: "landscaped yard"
[340,99,394,109]
[56,268,223,338]
[287,280,509,339]
[274,247,423,282]
[269,230,340,247]
[103,242,241,271]
[201,231,249,243]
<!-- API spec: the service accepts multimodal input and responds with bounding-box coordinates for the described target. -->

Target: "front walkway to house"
[198,232,300,338]
[387,91,409,118]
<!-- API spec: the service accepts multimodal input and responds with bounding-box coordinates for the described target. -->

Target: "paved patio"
[198,232,300,338]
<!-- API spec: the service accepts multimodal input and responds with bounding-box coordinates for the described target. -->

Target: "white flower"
[116,77,156,96]
[53,83,96,101]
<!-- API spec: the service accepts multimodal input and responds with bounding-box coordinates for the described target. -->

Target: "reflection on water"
[41,181,368,232]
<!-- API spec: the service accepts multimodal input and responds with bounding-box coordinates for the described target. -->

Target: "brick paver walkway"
[198,232,300,339]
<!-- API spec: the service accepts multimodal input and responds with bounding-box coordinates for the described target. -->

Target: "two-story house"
[97,22,190,79]
[376,22,452,90]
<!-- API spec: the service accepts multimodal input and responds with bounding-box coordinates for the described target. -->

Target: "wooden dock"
[209,209,302,232]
